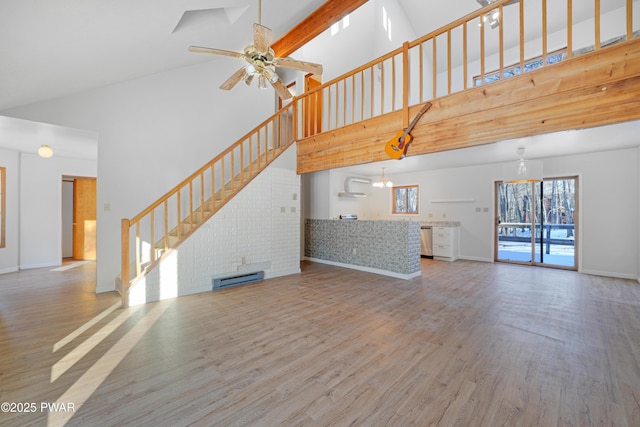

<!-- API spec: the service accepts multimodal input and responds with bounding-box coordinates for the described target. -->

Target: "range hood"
[338,177,371,198]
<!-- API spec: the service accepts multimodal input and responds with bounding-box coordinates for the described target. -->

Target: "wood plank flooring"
[0,259,639,426]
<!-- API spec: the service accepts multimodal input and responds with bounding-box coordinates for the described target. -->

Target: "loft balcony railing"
[120,0,637,306]
[293,0,637,139]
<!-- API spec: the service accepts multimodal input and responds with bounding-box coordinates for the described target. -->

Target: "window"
[392,185,419,214]
[474,49,567,86]
[0,167,5,248]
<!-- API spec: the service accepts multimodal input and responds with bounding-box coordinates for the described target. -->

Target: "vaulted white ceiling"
[0,0,327,111]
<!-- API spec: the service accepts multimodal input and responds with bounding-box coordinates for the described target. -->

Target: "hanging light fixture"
[502,146,543,183]
[38,144,54,158]
[372,167,393,188]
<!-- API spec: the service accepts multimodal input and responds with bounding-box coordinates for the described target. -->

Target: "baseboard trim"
[0,266,19,275]
[581,269,638,281]
[20,262,59,270]
[305,257,421,280]
[459,256,493,263]
[265,268,302,279]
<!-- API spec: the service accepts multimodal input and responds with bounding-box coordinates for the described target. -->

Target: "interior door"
[495,177,577,270]
[73,177,97,260]
[304,74,322,137]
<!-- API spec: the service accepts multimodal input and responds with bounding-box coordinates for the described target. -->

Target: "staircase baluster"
[176,191,181,239]
[627,0,633,41]
[200,172,205,222]
[221,158,225,201]
[542,0,548,64]
[135,221,141,276]
[150,210,155,262]
[163,200,169,252]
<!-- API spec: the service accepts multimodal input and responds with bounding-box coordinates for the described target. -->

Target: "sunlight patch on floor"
[50,304,143,383]
[48,300,173,427]
[51,261,94,272]
[53,302,120,353]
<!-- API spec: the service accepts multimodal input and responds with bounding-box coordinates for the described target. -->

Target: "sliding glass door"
[495,177,578,269]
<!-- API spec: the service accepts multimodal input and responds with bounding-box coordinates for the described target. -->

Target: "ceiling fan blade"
[188,46,244,59]
[220,67,247,90]
[253,23,274,54]
[274,57,323,75]
[270,77,292,100]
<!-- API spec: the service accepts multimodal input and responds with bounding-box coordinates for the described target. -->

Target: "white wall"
[19,153,96,269]
[296,2,377,84]
[303,170,331,220]
[544,148,638,279]
[0,149,19,274]
[0,149,96,272]
[2,59,275,292]
[374,0,417,56]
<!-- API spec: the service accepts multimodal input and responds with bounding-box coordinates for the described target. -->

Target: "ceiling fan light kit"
[188,0,323,100]
[476,0,519,28]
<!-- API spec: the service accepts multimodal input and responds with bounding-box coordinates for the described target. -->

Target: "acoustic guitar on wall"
[384,102,432,160]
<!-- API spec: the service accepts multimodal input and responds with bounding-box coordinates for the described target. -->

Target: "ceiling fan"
[476,0,520,28]
[188,0,323,100]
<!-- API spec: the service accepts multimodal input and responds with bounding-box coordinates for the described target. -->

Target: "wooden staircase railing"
[120,103,296,306]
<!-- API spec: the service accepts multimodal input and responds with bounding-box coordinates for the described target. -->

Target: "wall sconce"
[38,144,54,158]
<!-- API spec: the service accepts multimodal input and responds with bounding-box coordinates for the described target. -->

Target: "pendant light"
[502,147,542,183]
[372,167,393,188]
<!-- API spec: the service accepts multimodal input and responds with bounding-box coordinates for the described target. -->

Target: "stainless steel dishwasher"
[420,226,433,257]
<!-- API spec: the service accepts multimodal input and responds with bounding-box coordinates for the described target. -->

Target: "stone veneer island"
[304,219,421,279]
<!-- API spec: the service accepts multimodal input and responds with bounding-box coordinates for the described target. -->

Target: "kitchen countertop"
[420,221,461,227]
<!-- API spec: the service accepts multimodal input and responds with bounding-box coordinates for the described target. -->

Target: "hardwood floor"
[1,259,639,426]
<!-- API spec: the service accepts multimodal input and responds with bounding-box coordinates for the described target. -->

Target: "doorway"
[303,73,322,137]
[495,176,578,270]
[62,176,97,261]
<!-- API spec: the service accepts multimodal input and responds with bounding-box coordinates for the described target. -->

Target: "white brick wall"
[129,166,301,305]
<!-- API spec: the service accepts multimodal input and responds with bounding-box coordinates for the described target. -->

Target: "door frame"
[62,175,97,261]
[494,175,579,271]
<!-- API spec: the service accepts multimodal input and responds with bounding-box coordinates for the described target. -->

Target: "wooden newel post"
[121,218,130,307]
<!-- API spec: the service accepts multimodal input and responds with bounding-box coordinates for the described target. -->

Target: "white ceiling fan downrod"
[258,0,262,25]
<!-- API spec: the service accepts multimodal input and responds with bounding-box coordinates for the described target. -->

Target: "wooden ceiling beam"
[271,0,369,58]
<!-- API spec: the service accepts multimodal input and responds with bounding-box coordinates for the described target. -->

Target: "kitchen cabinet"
[432,226,459,261]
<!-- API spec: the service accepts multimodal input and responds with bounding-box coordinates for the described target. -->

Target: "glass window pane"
[395,188,406,212]
[408,187,418,212]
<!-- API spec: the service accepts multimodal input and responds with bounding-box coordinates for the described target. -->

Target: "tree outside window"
[393,185,419,214]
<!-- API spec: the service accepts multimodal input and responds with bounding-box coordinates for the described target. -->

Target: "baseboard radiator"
[212,271,264,290]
